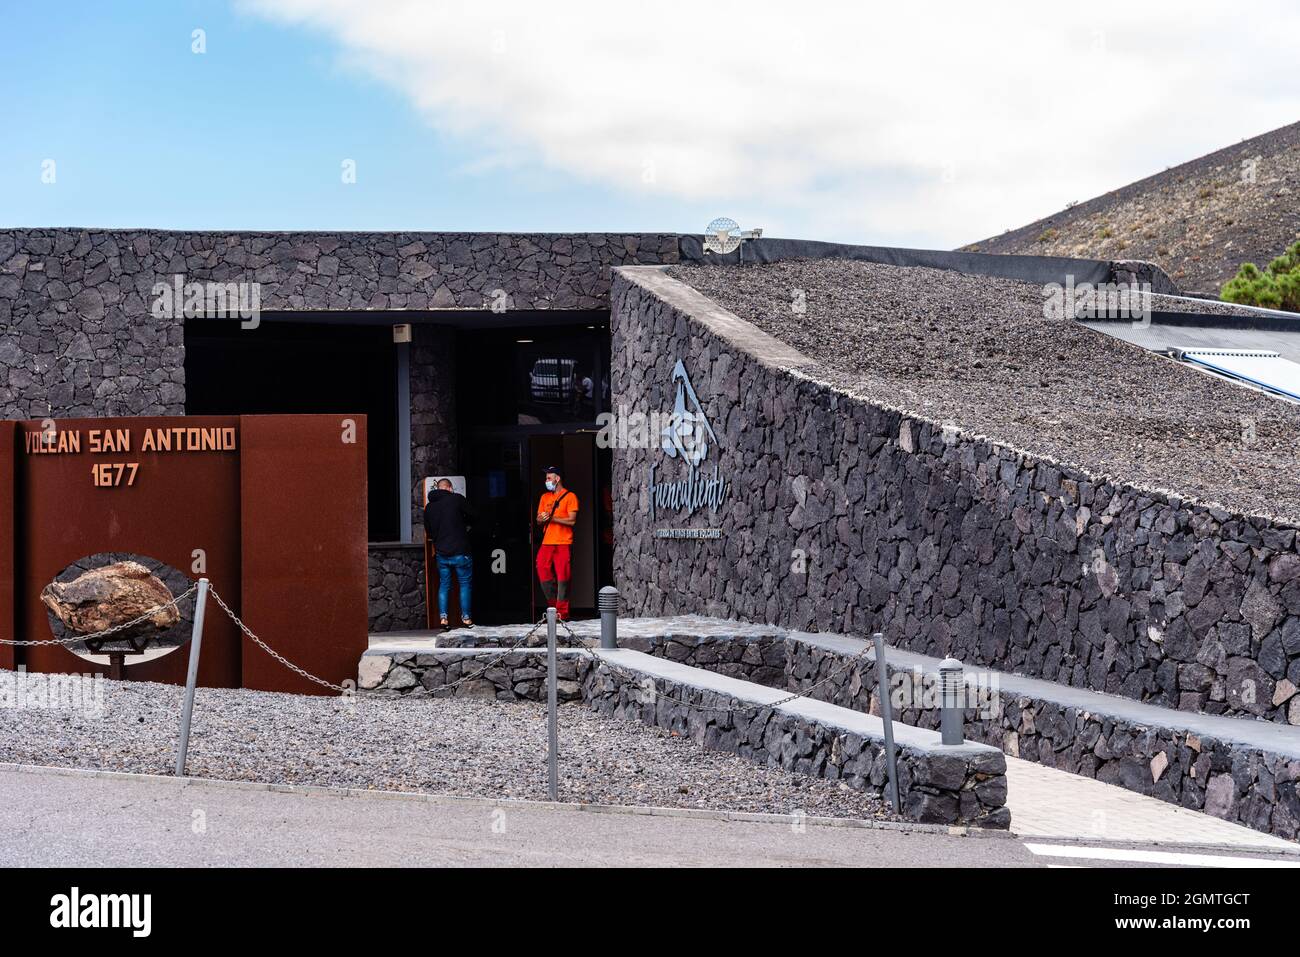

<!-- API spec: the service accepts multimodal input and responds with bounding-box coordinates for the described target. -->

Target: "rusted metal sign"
[0,414,367,694]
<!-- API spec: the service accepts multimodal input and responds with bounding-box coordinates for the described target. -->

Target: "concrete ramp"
[359,635,1010,829]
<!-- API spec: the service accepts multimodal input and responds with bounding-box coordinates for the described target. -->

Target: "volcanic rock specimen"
[41,561,179,641]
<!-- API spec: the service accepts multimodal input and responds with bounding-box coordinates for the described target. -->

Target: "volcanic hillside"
[964,121,1300,295]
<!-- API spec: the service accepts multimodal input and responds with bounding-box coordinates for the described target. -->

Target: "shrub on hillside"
[1221,241,1300,312]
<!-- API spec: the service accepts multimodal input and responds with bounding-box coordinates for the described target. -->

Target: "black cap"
[543,465,563,478]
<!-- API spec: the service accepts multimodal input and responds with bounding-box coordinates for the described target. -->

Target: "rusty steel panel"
[0,422,14,671]
[15,416,243,687]
[239,414,368,694]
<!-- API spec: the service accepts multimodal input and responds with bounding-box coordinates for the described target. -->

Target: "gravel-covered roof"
[666,259,1300,526]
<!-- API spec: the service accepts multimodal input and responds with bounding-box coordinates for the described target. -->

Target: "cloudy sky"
[2,1,1297,247]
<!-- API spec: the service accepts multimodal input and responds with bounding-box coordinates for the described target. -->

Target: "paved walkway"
[1005,757,1298,850]
[369,615,781,647]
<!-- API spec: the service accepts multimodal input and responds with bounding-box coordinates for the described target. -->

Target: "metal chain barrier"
[3,576,871,716]
[388,616,552,698]
[207,585,353,694]
[207,583,554,698]
[0,583,199,647]
[555,614,874,715]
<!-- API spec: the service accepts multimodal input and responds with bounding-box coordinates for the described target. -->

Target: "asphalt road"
[0,765,1034,868]
[7,765,1296,868]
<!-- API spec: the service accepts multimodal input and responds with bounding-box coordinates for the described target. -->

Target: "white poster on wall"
[422,475,467,503]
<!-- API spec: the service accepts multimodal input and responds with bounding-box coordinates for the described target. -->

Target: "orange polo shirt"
[538,487,579,545]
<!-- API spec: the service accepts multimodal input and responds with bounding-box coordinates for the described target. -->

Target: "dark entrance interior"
[186,313,613,625]
[455,321,613,623]
[184,320,400,542]
[460,432,613,623]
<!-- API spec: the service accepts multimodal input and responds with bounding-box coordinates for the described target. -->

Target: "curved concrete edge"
[612,265,1292,530]
[1011,831,1300,857]
[596,648,999,760]
[615,265,815,372]
[0,760,1013,840]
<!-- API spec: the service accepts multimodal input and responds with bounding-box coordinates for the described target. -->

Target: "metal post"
[546,607,559,801]
[939,657,965,746]
[395,338,412,543]
[175,578,210,777]
[598,586,619,649]
[872,632,900,812]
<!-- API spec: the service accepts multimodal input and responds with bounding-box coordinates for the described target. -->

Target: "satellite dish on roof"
[703,217,763,263]
[704,217,743,255]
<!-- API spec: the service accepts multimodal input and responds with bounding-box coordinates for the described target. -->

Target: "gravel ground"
[0,670,896,821]
[668,259,1300,526]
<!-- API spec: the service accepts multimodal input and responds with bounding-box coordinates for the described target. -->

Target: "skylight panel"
[1170,348,1300,402]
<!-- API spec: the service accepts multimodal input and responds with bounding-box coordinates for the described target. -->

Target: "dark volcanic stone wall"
[617,630,1300,841]
[367,545,426,632]
[581,659,1010,828]
[0,228,681,421]
[783,639,1300,840]
[0,231,184,418]
[610,268,1300,726]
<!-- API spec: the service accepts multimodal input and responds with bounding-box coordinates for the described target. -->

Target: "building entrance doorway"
[454,320,613,624]
[460,432,612,624]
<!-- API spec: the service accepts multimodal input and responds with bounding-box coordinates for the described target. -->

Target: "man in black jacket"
[423,479,475,628]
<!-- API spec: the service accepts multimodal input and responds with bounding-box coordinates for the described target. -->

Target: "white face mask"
[545,479,557,492]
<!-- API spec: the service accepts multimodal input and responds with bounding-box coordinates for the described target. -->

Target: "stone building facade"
[610,266,1300,726]
[0,228,681,631]
[0,227,679,420]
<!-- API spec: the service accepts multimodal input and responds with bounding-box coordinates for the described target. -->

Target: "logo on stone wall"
[660,360,716,467]
[649,360,729,521]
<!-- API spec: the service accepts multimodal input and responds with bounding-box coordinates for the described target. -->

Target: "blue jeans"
[436,553,473,620]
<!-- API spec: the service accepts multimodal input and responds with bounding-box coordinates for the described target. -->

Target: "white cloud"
[241,0,1300,245]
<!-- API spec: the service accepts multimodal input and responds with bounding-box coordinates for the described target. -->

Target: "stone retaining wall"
[618,629,1300,841]
[367,544,427,632]
[609,267,1300,725]
[356,642,1009,828]
[581,658,1009,828]
[428,623,788,683]
[359,648,591,702]
[617,630,786,686]
[785,639,1300,841]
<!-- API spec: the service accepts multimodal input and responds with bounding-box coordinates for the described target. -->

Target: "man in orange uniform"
[535,465,579,620]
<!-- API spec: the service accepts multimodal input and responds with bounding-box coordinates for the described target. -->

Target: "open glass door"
[463,438,531,624]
